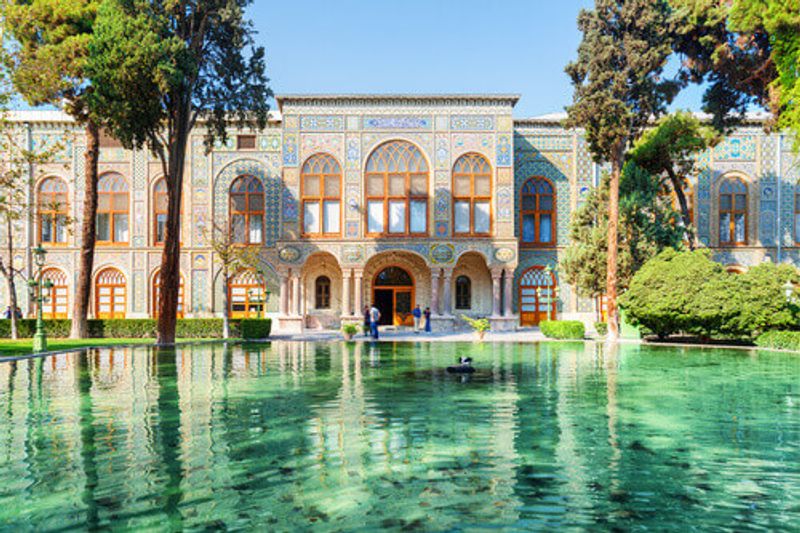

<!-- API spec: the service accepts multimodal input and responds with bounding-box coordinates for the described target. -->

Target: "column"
[342,269,352,317]
[442,270,453,316]
[503,268,514,316]
[354,270,363,315]
[297,277,305,316]
[431,269,440,316]
[279,275,289,316]
[292,274,301,316]
[491,269,502,317]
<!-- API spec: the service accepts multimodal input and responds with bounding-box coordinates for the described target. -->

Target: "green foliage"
[341,324,359,336]
[540,320,586,340]
[595,322,609,336]
[620,249,798,339]
[755,330,800,352]
[561,164,685,298]
[461,315,491,333]
[0,318,271,339]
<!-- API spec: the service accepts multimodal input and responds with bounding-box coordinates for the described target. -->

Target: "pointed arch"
[520,177,555,246]
[452,153,492,236]
[37,177,69,245]
[95,267,127,319]
[41,267,68,319]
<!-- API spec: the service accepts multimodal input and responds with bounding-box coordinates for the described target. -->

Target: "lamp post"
[783,280,795,303]
[28,245,52,353]
[248,287,271,319]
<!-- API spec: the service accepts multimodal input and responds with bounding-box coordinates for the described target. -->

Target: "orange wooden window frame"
[37,177,69,245]
[95,268,127,319]
[719,178,748,246]
[795,192,800,244]
[228,269,266,318]
[229,175,265,245]
[315,276,331,309]
[153,178,168,245]
[41,268,68,319]
[97,174,130,245]
[518,266,557,327]
[152,269,185,318]
[365,141,429,237]
[520,177,556,247]
[452,153,492,237]
[371,265,416,326]
[301,154,342,237]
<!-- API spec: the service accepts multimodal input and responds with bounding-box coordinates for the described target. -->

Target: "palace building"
[3,95,797,332]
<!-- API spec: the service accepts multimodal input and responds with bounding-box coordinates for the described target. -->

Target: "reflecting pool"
[0,341,799,530]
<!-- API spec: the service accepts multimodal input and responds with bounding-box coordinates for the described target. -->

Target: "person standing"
[369,303,381,340]
[363,306,371,337]
[412,304,422,334]
[424,307,432,333]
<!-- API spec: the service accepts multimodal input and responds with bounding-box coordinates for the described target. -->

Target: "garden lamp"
[783,280,795,303]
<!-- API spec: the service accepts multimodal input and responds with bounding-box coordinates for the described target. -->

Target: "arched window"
[230,175,264,244]
[795,188,800,244]
[455,275,471,310]
[315,276,331,309]
[95,267,126,319]
[228,269,266,318]
[520,177,555,246]
[719,177,747,245]
[97,174,129,244]
[152,269,185,318]
[453,153,492,236]
[153,178,168,245]
[301,154,341,236]
[38,177,69,244]
[519,267,556,326]
[41,268,68,319]
[365,141,428,236]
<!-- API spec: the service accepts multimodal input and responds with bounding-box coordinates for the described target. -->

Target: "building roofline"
[514,110,774,128]
[276,93,521,111]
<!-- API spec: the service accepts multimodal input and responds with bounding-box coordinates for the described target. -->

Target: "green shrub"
[341,323,359,336]
[594,322,608,336]
[755,330,800,351]
[0,319,71,338]
[238,319,271,339]
[461,315,491,333]
[540,320,585,339]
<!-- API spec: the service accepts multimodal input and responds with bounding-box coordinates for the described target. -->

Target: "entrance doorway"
[519,266,556,326]
[373,266,415,326]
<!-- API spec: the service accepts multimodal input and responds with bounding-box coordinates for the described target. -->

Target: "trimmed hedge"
[755,330,800,352]
[0,318,271,340]
[540,320,586,340]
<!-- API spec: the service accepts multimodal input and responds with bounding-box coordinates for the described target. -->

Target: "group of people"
[362,304,432,339]
[3,306,22,319]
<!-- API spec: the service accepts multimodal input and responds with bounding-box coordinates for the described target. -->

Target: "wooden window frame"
[455,275,471,310]
[315,276,331,309]
[794,190,800,245]
[97,174,130,246]
[152,269,185,318]
[41,267,68,319]
[452,153,492,237]
[301,154,342,238]
[95,268,127,319]
[364,141,429,237]
[520,177,556,247]
[718,177,748,246]
[228,269,266,318]
[518,266,557,327]
[229,175,265,245]
[37,177,69,246]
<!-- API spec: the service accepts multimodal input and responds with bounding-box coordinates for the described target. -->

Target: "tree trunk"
[665,167,694,250]
[71,120,100,339]
[222,270,230,340]
[156,115,190,345]
[606,148,624,342]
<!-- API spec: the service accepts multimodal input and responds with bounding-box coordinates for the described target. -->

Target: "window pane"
[368,201,384,233]
[304,175,320,197]
[734,214,745,242]
[231,214,246,243]
[522,214,535,242]
[410,175,426,196]
[454,201,470,233]
[113,194,128,211]
[795,214,800,242]
[114,214,129,242]
[55,215,68,243]
[230,194,246,212]
[249,215,263,243]
[367,175,384,196]
[304,202,320,234]
[389,174,405,196]
[41,215,53,243]
[389,201,406,233]
[323,201,340,234]
[324,176,340,197]
[454,175,471,196]
[474,201,490,233]
[155,194,168,212]
[248,193,263,211]
[719,213,731,243]
[540,214,552,243]
[410,201,426,233]
[734,193,746,211]
[98,194,111,211]
[156,214,167,242]
[474,175,491,196]
[522,195,535,210]
[97,213,111,241]
[720,195,732,211]
[539,195,553,211]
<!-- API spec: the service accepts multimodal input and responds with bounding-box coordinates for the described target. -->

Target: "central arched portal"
[373,266,415,326]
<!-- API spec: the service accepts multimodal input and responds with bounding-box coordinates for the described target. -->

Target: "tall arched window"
[719,177,747,245]
[38,177,69,244]
[95,267,126,319]
[315,276,331,309]
[152,269,185,318]
[97,173,129,244]
[228,269,266,318]
[41,268,68,319]
[520,177,555,246]
[153,178,168,245]
[455,275,472,310]
[365,141,428,236]
[230,175,264,244]
[453,153,492,236]
[302,154,341,236]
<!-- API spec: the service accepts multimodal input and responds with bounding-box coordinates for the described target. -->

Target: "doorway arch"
[372,266,415,326]
[519,266,556,326]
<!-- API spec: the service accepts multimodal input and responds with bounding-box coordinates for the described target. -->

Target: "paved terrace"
[269,327,570,343]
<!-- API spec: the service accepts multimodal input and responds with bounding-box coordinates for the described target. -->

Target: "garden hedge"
[0,318,271,340]
[755,330,800,352]
[540,320,585,340]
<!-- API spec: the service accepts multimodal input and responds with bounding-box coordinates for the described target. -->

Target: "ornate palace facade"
[3,95,796,332]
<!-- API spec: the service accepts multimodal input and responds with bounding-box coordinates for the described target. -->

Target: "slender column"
[442,269,453,316]
[297,277,305,316]
[279,275,289,316]
[354,270,363,315]
[292,274,301,316]
[491,269,502,317]
[503,268,514,316]
[342,269,352,317]
[431,269,440,316]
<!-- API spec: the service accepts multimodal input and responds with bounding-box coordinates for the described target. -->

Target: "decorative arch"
[301,153,342,236]
[372,265,415,326]
[228,268,266,318]
[515,157,568,243]
[229,174,265,244]
[97,173,130,244]
[364,140,429,236]
[152,268,185,318]
[717,174,749,245]
[95,267,127,319]
[520,177,555,246]
[37,176,69,245]
[213,159,280,246]
[518,266,556,326]
[41,267,68,319]
[452,153,492,236]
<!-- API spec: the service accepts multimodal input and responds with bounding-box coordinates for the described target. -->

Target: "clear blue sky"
[249,0,705,117]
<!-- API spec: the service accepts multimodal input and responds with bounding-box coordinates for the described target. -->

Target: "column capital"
[491,268,504,280]
[440,268,454,280]
[352,268,364,278]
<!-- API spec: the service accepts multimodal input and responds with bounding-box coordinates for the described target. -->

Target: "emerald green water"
[0,341,799,531]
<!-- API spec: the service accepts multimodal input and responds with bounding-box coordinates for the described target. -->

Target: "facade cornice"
[277,93,521,112]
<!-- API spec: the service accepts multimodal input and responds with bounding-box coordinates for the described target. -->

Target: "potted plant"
[461,315,491,341]
[342,323,359,341]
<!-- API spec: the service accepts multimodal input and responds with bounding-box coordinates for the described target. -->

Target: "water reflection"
[0,341,798,530]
